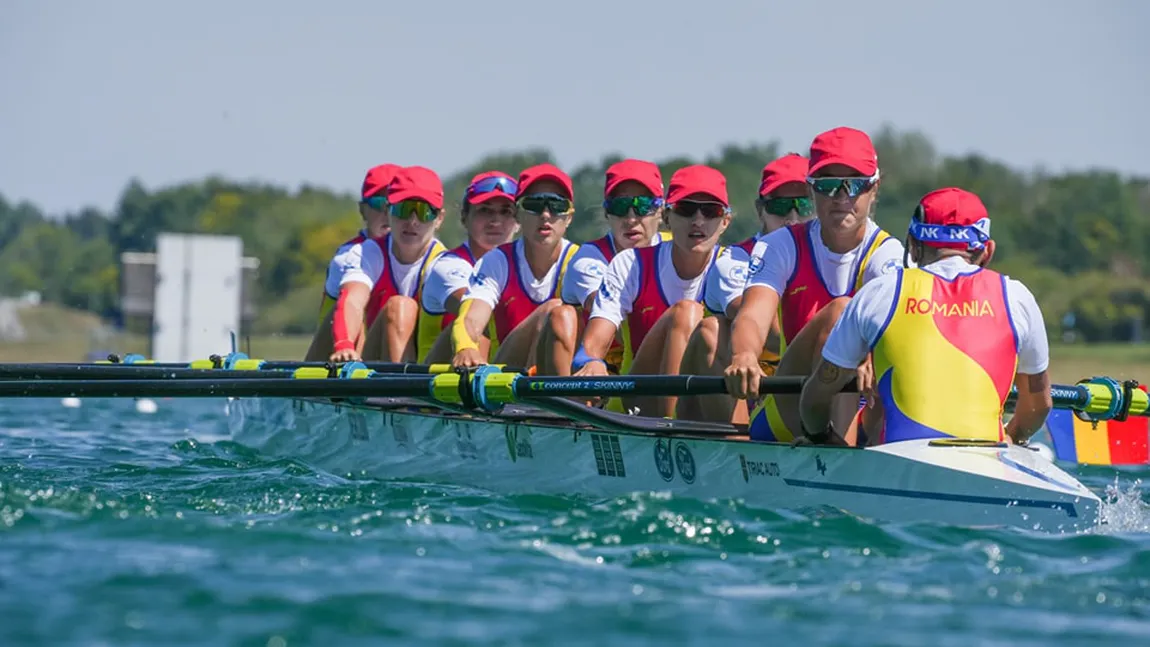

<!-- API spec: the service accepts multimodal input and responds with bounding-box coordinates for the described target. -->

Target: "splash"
[1093,477,1150,534]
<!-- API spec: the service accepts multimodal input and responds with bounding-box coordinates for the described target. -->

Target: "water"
[1,398,1148,646]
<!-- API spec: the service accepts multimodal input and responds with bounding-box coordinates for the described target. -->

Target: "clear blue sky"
[2,0,1148,216]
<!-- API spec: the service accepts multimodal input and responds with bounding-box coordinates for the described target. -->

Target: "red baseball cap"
[465,171,518,205]
[361,163,402,199]
[758,153,810,197]
[516,163,574,200]
[808,127,878,176]
[604,159,664,198]
[666,165,729,207]
[914,187,991,250]
[386,166,444,210]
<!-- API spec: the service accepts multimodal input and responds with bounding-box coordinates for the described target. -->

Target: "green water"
[1,398,1148,646]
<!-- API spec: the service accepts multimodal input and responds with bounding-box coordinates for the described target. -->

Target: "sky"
[2,0,1148,216]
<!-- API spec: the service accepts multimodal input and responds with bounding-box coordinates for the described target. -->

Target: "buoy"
[61,397,82,409]
[135,398,158,414]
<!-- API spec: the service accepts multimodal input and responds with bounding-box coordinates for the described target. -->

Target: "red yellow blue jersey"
[364,234,447,330]
[491,240,578,349]
[870,266,1018,443]
[621,244,722,375]
[748,223,892,442]
[415,243,475,362]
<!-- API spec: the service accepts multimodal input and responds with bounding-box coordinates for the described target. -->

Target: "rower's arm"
[1005,371,1052,445]
[728,286,780,361]
[579,317,617,362]
[332,283,371,352]
[799,359,856,439]
[444,288,467,315]
[452,298,493,353]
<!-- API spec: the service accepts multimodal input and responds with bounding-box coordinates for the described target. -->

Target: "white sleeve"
[743,227,797,296]
[561,245,608,307]
[339,239,382,290]
[705,246,750,315]
[420,253,473,314]
[323,256,344,298]
[820,274,900,369]
[588,249,641,327]
[861,236,908,284]
[460,248,509,310]
[1007,279,1050,374]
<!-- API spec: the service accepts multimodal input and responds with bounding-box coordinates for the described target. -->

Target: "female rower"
[304,163,399,361]
[450,164,580,370]
[676,153,814,422]
[329,165,448,363]
[535,159,668,376]
[573,165,733,419]
[420,171,520,363]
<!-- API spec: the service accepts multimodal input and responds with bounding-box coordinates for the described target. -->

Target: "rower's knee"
[821,297,850,321]
[532,298,564,333]
[668,300,704,331]
[381,295,417,323]
[545,304,578,342]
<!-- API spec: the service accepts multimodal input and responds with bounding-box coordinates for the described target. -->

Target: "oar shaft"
[0,366,295,381]
[0,377,434,399]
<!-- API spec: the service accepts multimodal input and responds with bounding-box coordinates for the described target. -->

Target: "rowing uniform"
[821,256,1048,443]
[590,243,728,375]
[318,229,368,324]
[461,238,579,357]
[339,233,446,357]
[734,235,758,255]
[417,242,477,362]
[736,219,905,442]
[562,231,669,369]
[705,233,780,374]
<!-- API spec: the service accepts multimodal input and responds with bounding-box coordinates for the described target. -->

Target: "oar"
[0,375,438,399]
[1,370,1143,424]
[435,372,1150,421]
[0,361,524,381]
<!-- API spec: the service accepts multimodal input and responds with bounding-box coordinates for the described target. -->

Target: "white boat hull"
[227,397,1102,533]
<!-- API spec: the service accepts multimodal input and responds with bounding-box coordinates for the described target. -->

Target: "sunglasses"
[603,195,663,217]
[518,193,573,217]
[466,176,518,201]
[758,196,814,217]
[807,176,878,198]
[388,200,441,222]
[361,196,388,211]
[670,200,729,219]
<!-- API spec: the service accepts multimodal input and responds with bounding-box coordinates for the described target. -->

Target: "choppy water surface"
[0,398,1147,646]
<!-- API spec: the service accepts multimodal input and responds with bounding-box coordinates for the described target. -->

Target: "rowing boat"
[225,393,1101,533]
[5,357,1141,534]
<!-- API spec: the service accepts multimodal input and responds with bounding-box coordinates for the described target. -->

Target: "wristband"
[572,345,606,372]
[333,339,356,353]
[451,299,480,353]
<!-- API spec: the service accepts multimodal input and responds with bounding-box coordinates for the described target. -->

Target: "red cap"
[386,166,444,209]
[666,165,729,207]
[604,159,664,198]
[915,188,990,250]
[808,127,878,176]
[516,163,573,199]
[466,171,518,205]
[361,163,402,199]
[758,153,810,197]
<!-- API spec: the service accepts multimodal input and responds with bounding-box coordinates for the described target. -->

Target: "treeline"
[1,126,1148,341]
